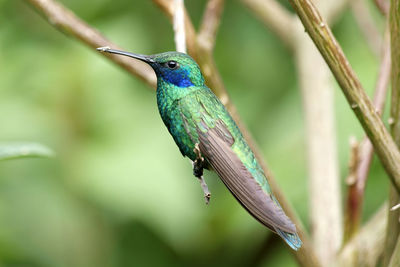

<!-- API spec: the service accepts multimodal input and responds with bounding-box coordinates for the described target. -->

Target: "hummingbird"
[97,47,302,250]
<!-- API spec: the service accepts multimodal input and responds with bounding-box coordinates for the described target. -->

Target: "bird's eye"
[166,60,179,69]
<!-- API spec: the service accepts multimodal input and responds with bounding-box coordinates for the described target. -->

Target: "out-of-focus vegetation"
[0,1,388,266]
[0,143,53,161]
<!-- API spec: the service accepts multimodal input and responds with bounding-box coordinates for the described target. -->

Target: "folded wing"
[197,121,297,234]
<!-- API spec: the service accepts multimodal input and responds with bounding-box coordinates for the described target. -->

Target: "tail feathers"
[275,228,302,251]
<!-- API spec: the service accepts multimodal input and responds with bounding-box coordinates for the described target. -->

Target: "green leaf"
[0,142,54,161]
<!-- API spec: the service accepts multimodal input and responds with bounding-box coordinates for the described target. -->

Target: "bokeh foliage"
[0,1,387,266]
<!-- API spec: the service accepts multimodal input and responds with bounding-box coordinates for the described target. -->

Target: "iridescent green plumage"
[97,47,302,250]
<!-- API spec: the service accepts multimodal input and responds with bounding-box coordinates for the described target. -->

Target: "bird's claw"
[193,143,204,177]
[193,143,210,205]
[198,175,211,205]
[193,159,204,177]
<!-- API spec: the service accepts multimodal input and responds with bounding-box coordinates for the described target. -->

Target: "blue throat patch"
[160,68,194,87]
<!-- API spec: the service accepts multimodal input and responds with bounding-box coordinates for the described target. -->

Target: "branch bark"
[289,0,400,193]
[295,33,342,264]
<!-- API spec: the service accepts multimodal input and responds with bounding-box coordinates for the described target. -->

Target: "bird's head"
[97,47,205,88]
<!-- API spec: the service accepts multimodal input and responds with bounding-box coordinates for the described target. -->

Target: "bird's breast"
[156,89,198,160]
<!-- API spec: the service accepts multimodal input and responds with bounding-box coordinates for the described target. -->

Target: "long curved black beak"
[96,47,155,63]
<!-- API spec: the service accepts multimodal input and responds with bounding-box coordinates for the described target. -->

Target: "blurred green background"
[0,1,389,266]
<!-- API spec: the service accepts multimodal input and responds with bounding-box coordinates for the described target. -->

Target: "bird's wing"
[197,120,296,233]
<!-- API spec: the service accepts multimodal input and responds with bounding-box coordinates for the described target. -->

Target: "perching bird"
[97,47,302,250]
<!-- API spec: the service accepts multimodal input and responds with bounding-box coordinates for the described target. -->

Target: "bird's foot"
[198,175,211,205]
[193,143,204,177]
[193,159,204,177]
[192,143,210,205]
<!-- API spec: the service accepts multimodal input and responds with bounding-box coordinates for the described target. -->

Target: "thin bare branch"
[25,0,156,88]
[344,35,391,242]
[173,0,187,53]
[344,137,360,243]
[338,204,388,267]
[289,0,400,192]
[241,0,295,49]
[295,35,342,264]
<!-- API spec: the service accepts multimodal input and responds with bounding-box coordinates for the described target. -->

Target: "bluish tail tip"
[276,228,302,251]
